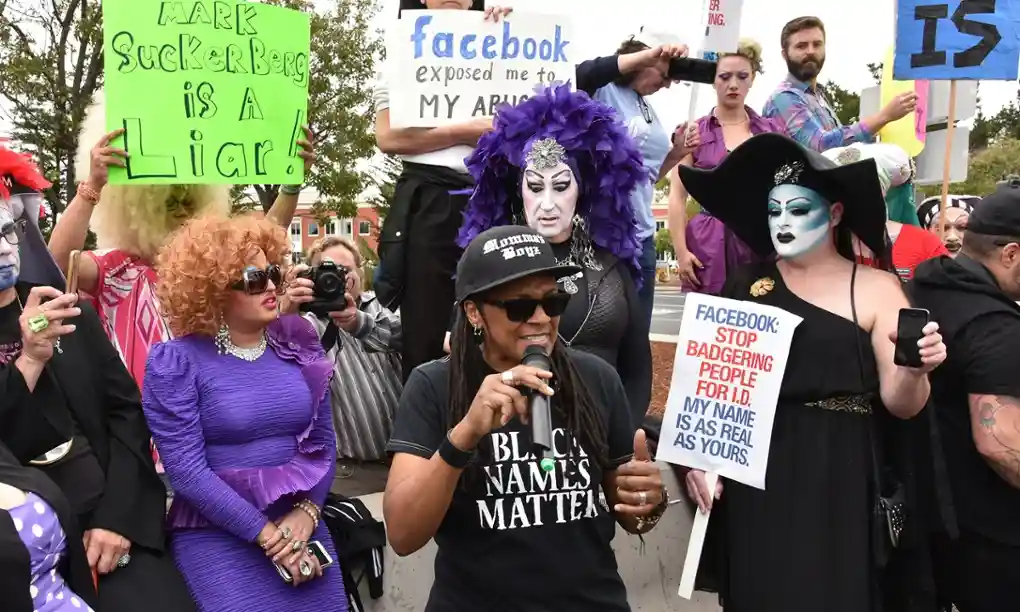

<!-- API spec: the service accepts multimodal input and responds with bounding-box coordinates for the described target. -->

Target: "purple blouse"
[690,106,786,170]
[142,315,336,542]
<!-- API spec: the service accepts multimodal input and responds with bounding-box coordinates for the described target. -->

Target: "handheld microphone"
[522,345,555,473]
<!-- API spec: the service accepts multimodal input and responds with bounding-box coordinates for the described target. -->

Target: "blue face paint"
[767,184,832,259]
[0,202,20,291]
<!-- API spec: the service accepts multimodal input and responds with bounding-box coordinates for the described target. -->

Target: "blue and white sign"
[656,293,802,490]
[893,0,1020,80]
[386,11,575,128]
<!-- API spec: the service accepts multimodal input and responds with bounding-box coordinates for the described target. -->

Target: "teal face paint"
[767,184,832,259]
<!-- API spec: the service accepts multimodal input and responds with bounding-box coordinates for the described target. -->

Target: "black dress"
[707,261,879,611]
[549,242,652,426]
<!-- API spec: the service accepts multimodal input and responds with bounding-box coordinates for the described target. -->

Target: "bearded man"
[763,16,917,153]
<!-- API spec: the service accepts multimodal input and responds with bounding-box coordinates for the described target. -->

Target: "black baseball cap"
[970,178,1020,237]
[455,226,581,303]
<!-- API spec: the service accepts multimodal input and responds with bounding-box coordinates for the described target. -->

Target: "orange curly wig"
[156,214,288,337]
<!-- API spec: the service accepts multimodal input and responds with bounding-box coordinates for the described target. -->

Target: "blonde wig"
[76,91,232,260]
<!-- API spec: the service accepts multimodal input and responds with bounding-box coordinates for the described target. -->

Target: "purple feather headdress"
[457,84,650,288]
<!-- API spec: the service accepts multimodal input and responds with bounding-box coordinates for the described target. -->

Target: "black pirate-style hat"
[677,133,889,259]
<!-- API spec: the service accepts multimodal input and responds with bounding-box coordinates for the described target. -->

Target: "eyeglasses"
[231,264,283,295]
[0,220,25,246]
[481,291,571,323]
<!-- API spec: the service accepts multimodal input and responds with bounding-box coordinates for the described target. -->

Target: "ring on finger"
[501,370,515,386]
[638,491,648,506]
[281,526,293,540]
[291,540,304,552]
[27,314,49,333]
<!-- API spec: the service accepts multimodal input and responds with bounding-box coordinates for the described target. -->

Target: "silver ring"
[281,526,292,540]
[638,491,648,506]
[501,370,515,386]
[298,560,312,577]
[117,553,131,568]
[291,540,304,552]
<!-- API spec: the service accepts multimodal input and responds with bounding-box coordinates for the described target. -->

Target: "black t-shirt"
[0,300,105,516]
[387,348,636,612]
[936,311,1020,544]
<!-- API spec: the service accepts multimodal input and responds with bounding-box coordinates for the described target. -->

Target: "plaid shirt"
[762,74,874,152]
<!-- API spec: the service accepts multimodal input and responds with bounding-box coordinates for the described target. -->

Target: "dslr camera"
[296,260,350,317]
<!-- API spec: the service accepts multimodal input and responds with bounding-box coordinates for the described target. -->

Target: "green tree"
[368,154,402,224]
[817,81,860,125]
[0,0,104,213]
[866,62,883,85]
[654,228,673,258]
[237,0,382,218]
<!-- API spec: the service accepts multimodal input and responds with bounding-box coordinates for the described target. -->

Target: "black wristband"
[438,431,476,469]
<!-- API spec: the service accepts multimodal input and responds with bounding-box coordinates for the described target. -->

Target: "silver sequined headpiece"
[525,138,567,171]
[773,161,804,186]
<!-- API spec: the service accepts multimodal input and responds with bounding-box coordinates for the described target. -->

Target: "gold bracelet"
[294,500,320,526]
[299,500,320,521]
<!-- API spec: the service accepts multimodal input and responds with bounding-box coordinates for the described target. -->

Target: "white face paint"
[767,184,833,259]
[521,162,579,243]
[0,201,20,290]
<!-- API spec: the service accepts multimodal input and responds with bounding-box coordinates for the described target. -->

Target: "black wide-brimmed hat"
[677,133,889,258]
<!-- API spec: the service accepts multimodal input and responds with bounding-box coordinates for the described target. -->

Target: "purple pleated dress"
[142,315,346,612]
[682,107,784,295]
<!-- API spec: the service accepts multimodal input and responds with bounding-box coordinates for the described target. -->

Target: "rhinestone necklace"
[224,334,267,362]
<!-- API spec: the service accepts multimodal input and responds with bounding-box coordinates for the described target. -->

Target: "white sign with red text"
[699,0,744,61]
[656,293,801,490]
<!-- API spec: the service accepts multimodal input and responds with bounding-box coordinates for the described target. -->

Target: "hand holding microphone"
[461,361,554,448]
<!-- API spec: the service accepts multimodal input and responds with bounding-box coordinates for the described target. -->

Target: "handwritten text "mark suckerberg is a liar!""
[109,1,309,88]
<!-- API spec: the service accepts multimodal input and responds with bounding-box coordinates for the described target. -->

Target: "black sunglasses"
[482,291,571,323]
[231,264,283,295]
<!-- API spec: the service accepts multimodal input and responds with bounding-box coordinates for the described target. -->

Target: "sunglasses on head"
[231,264,283,295]
[481,291,571,323]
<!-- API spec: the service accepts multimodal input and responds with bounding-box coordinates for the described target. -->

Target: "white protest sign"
[699,0,744,61]
[387,11,575,128]
[656,293,801,490]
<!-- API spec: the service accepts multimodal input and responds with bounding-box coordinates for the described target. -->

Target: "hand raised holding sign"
[296,125,317,174]
[86,129,128,192]
[483,5,514,22]
[880,91,919,123]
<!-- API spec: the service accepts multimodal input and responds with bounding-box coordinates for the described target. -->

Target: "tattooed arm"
[969,393,1020,489]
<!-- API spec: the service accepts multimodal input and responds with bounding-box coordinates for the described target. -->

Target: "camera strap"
[321,321,342,354]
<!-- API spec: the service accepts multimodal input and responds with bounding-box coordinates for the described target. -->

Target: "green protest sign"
[103,0,310,185]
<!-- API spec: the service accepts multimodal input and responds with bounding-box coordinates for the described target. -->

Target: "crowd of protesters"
[0,2,1018,612]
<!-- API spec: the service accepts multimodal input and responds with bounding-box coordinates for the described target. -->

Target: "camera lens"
[317,271,343,298]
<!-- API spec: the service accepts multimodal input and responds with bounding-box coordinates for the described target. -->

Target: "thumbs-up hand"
[612,429,665,515]
[633,429,652,462]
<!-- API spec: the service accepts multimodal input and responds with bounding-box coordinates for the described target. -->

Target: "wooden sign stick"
[938,80,958,240]
[678,471,719,599]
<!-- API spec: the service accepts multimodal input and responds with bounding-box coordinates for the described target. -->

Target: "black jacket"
[0,443,98,612]
[0,285,166,552]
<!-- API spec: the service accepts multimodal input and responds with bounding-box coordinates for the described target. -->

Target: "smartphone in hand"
[273,540,334,583]
[893,308,930,368]
[66,250,81,296]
